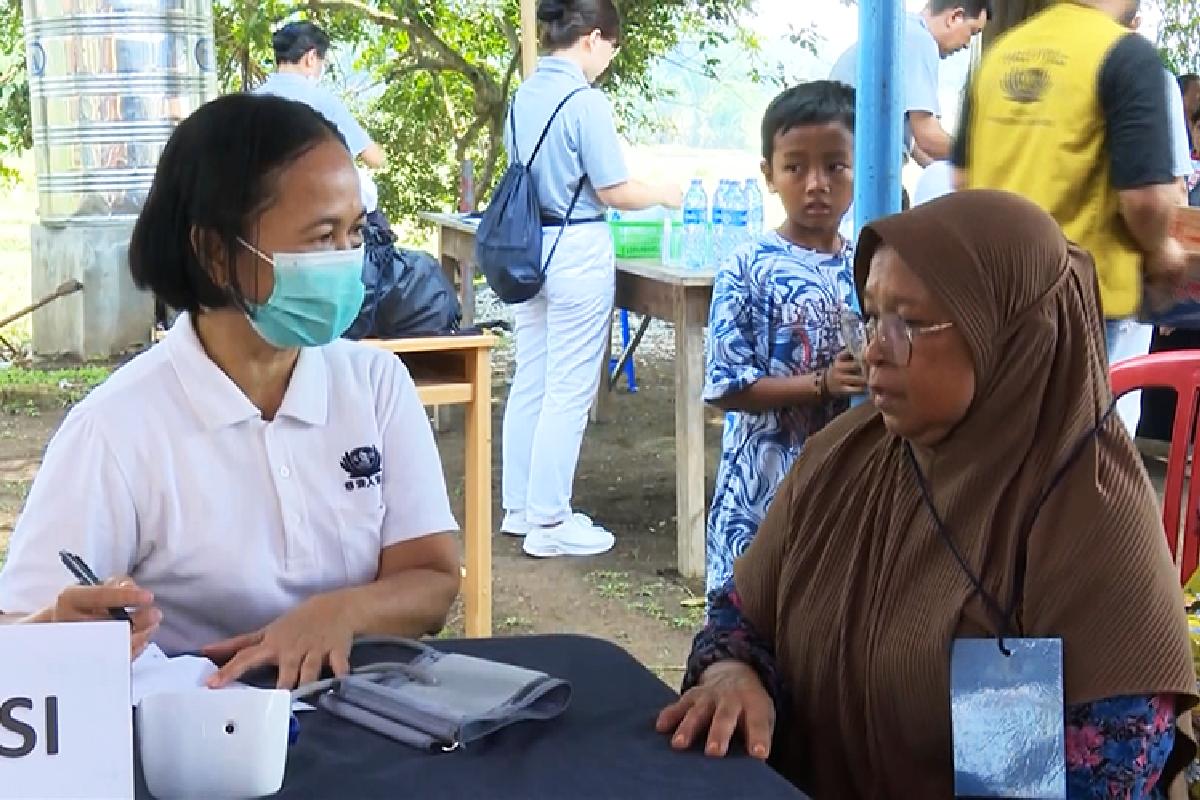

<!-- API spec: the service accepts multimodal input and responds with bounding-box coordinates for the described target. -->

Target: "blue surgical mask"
[240,240,365,348]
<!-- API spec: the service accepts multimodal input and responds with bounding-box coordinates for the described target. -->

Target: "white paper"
[131,644,316,711]
[130,644,219,706]
[0,621,134,799]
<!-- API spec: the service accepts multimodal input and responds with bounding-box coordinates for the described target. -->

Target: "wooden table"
[420,212,479,327]
[612,260,715,580]
[367,334,496,636]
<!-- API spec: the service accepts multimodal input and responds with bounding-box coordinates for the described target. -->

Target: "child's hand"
[826,350,867,397]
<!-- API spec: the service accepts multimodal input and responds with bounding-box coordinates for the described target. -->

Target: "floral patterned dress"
[703,232,854,598]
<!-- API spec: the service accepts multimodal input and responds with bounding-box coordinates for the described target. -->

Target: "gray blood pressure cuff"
[294,637,572,752]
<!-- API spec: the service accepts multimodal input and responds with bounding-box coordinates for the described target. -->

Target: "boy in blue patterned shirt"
[703,81,864,598]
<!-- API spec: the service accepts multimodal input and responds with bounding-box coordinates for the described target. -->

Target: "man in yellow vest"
[952,0,1186,362]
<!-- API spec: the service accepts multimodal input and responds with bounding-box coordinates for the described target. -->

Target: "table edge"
[616,258,716,287]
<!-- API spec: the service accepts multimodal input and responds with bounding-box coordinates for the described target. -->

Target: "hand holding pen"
[45,550,161,659]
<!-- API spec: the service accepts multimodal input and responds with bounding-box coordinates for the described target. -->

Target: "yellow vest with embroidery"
[966,3,1139,318]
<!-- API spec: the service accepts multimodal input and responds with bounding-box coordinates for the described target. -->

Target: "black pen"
[58,550,133,623]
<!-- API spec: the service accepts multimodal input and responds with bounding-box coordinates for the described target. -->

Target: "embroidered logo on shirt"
[1001,66,1051,104]
[341,445,382,491]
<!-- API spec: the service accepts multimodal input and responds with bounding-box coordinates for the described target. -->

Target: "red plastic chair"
[1110,351,1200,586]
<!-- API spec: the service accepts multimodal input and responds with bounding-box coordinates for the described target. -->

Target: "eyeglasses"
[840,311,955,366]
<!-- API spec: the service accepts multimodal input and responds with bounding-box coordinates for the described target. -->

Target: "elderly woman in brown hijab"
[657,190,1198,797]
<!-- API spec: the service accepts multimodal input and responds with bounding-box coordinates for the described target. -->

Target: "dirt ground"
[0,353,722,681]
[429,354,723,681]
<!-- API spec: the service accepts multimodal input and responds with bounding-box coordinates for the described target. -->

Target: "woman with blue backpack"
[492,0,681,558]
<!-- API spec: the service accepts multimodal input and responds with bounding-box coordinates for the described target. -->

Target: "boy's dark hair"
[761,81,856,162]
[1180,73,1200,94]
[928,0,992,18]
[272,21,331,65]
[537,0,621,50]
[129,93,346,314]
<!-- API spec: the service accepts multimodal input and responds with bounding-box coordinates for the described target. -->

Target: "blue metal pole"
[854,0,906,237]
[849,0,905,406]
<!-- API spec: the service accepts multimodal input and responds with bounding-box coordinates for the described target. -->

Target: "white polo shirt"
[0,315,458,655]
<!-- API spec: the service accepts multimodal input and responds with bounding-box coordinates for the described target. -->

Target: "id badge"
[950,638,1066,800]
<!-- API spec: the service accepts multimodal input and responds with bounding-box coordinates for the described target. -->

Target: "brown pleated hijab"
[734,190,1197,798]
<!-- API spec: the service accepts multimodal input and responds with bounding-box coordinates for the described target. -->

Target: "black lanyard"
[904,401,1116,655]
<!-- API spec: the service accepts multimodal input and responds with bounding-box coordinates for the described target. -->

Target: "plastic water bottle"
[744,178,764,238]
[681,179,709,270]
[723,180,749,256]
[660,209,683,267]
[711,180,727,266]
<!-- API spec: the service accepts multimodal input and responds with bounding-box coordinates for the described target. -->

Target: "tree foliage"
[0,0,28,185]
[1155,0,1200,75]
[0,0,774,220]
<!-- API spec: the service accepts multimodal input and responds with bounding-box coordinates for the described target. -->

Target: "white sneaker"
[501,510,531,537]
[522,515,615,558]
[503,510,597,538]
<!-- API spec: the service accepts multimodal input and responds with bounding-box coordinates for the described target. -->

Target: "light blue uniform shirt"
[505,57,630,220]
[1166,67,1193,178]
[255,73,377,211]
[828,12,941,155]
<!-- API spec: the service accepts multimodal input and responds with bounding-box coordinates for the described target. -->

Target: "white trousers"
[1106,318,1153,436]
[501,223,615,525]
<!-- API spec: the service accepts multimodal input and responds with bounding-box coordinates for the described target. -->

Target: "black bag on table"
[345,221,462,340]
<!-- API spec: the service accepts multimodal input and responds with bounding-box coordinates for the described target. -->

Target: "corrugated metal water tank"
[23,0,217,223]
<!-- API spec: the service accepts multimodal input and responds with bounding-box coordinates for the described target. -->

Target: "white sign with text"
[0,621,132,799]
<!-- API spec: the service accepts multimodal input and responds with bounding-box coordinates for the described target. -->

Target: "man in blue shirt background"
[828,0,990,167]
[829,0,989,239]
[256,21,388,227]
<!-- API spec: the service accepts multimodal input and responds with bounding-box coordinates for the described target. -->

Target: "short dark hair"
[928,0,992,18]
[129,94,346,314]
[1180,73,1200,94]
[272,21,330,65]
[761,81,856,162]
[537,0,621,50]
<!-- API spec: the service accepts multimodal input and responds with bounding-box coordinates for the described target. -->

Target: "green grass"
[0,364,110,388]
[584,569,706,631]
[0,364,111,408]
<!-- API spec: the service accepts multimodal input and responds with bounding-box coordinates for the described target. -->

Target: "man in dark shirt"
[953,0,1185,366]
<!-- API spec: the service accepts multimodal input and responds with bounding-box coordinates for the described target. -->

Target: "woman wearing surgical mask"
[0,94,461,690]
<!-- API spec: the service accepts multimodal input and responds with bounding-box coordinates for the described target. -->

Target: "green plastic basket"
[608,220,662,259]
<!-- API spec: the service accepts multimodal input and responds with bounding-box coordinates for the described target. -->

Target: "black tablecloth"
[134,633,807,799]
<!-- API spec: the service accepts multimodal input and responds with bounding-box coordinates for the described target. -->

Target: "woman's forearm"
[336,568,460,638]
[597,179,671,211]
[682,579,781,702]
